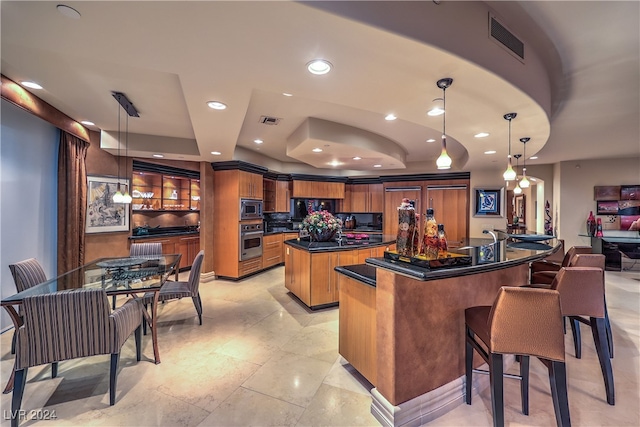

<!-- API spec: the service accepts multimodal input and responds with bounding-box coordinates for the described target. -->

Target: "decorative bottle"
[396,199,416,257]
[423,208,439,259]
[587,211,596,236]
[595,218,604,237]
[437,224,448,258]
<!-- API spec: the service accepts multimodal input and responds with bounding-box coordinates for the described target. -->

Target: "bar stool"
[551,267,615,405]
[530,245,592,285]
[465,286,570,427]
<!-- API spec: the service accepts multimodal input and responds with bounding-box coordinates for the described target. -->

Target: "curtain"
[57,131,90,277]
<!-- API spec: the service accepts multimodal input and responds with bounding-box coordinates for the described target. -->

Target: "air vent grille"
[259,116,281,125]
[489,15,524,62]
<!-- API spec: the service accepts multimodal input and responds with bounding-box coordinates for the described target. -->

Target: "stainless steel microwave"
[240,199,263,220]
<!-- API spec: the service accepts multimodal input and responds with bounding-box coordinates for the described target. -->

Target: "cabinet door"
[425,185,469,248]
[350,184,369,212]
[275,181,290,213]
[369,184,384,212]
[263,179,276,212]
[284,245,296,294]
[239,171,262,199]
[292,180,314,198]
[383,186,422,236]
[262,234,283,267]
[310,252,336,307]
[294,248,311,305]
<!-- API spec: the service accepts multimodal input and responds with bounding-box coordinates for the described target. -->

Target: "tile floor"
[0,266,638,426]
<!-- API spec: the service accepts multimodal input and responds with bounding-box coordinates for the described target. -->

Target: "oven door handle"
[241,231,264,237]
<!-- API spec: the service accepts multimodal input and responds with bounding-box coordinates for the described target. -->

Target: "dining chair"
[142,250,204,333]
[530,246,592,285]
[8,259,48,355]
[10,289,143,427]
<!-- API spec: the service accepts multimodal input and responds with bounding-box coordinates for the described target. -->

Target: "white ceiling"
[1,1,638,176]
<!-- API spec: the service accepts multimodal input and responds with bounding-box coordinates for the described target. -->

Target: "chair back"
[9,258,47,293]
[488,286,565,362]
[187,250,205,296]
[561,246,592,267]
[130,242,163,258]
[568,253,605,269]
[551,267,605,318]
[16,289,113,370]
[545,239,565,264]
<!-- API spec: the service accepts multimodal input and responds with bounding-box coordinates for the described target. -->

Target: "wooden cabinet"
[356,246,386,263]
[264,179,290,213]
[238,257,263,277]
[347,183,383,212]
[282,232,299,260]
[383,185,422,236]
[131,234,200,270]
[284,245,310,305]
[425,185,469,248]
[131,171,200,212]
[292,180,345,199]
[262,234,283,268]
[239,170,263,199]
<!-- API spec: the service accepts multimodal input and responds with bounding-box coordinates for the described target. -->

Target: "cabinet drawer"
[239,258,263,276]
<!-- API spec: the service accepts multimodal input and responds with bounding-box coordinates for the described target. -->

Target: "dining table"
[1,253,182,393]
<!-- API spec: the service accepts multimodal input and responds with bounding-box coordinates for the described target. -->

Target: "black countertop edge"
[335,265,377,287]
[284,237,396,252]
[129,231,200,240]
[365,250,550,282]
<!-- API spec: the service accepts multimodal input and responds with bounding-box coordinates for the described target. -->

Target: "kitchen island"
[335,234,561,427]
[283,235,396,309]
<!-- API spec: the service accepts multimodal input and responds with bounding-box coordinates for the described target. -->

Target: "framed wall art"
[473,188,504,217]
[86,175,130,233]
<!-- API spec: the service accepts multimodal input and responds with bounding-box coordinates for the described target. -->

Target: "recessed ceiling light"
[530,178,538,182]
[427,107,444,116]
[529,156,538,160]
[254,139,264,144]
[21,81,43,90]
[211,151,221,155]
[282,93,293,97]
[484,150,496,154]
[374,164,382,168]
[312,148,323,153]
[353,156,362,160]
[475,132,490,138]
[80,121,95,126]
[207,101,227,110]
[329,161,342,167]
[57,4,81,19]
[426,138,436,143]
[306,59,332,75]
[153,154,164,158]
[385,114,397,121]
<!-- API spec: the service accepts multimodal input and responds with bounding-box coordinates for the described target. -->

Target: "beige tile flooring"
[0,266,638,426]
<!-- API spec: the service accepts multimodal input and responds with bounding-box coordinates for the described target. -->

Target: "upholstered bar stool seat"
[465,287,570,427]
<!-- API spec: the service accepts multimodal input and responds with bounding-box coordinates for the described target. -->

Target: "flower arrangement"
[300,210,343,241]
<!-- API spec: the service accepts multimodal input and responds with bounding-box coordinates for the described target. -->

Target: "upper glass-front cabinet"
[132,171,200,212]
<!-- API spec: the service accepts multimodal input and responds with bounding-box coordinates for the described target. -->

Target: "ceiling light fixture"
[153,154,164,158]
[312,148,323,153]
[502,112,517,180]
[519,137,530,188]
[513,154,522,194]
[306,59,332,75]
[385,114,397,121]
[484,150,496,154]
[207,101,227,110]
[427,98,444,116]
[81,121,95,126]
[21,81,43,90]
[374,164,382,168]
[474,132,490,138]
[426,138,436,143]
[353,156,362,160]
[254,139,264,144]
[282,93,293,97]
[211,151,221,155]
[529,156,538,160]
[111,92,137,204]
[435,78,453,170]
[57,4,81,19]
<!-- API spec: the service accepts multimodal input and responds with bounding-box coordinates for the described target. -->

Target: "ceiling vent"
[489,13,525,63]
[259,115,281,125]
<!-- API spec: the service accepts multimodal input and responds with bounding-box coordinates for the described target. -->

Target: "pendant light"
[519,137,530,189]
[111,92,139,204]
[435,78,453,170]
[513,154,522,194]
[112,99,125,203]
[502,112,517,181]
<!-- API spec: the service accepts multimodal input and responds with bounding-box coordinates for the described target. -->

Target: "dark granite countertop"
[334,264,377,287]
[129,229,200,240]
[284,235,396,252]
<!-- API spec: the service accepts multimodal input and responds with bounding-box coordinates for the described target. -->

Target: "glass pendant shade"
[122,190,133,204]
[520,171,530,188]
[513,183,522,194]
[113,183,124,203]
[519,137,530,188]
[436,136,452,169]
[503,159,517,181]
[435,78,453,170]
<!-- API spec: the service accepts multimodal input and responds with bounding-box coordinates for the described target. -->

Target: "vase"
[310,229,336,242]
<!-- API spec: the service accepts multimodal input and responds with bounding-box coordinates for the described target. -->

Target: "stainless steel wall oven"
[239,222,263,260]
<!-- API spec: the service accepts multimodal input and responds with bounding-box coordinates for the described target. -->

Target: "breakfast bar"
[335,234,561,427]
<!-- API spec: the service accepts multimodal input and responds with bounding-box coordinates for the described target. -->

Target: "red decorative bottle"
[587,211,596,236]
[595,218,604,237]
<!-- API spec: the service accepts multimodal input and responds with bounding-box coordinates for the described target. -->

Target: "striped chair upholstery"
[129,242,177,280]
[8,259,48,355]
[11,288,143,425]
[142,250,204,327]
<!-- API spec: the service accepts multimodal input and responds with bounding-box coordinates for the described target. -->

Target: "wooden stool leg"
[489,353,504,427]
[591,317,615,405]
[520,355,530,415]
[547,360,571,427]
[569,317,581,359]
